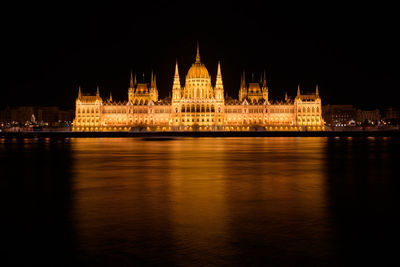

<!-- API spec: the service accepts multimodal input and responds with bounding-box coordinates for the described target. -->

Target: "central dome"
[183,43,214,99]
[186,62,210,79]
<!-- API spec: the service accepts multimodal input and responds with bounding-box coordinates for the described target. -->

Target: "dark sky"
[2,1,399,109]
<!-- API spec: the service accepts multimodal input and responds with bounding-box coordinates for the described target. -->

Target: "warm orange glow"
[72,45,324,132]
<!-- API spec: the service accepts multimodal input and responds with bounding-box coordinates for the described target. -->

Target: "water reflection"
[2,137,397,266]
[70,137,332,265]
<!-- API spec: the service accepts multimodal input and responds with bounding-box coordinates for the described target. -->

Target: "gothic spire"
[316,84,319,97]
[109,91,112,102]
[297,84,301,96]
[241,70,246,88]
[174,60,179,77]
[196,41,200,63]
[262,70,267,88]
[96,86,100,97]
[130,71,134,88]
[78,86,81,99]
[216,61,223,88]
[173,60,181,89]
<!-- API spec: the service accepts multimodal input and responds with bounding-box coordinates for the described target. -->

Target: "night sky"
[2,1,399,109]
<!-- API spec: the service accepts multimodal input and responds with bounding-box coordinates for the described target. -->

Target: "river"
[1,137,398,266]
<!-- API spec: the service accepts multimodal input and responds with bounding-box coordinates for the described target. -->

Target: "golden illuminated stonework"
[72,44,324,132]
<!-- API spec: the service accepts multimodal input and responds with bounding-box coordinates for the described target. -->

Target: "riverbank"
[1,130,399,138]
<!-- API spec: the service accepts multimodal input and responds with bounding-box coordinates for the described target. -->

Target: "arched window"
[312,107,315,113]
[307,107,310,113]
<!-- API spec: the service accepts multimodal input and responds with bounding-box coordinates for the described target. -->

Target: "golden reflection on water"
[70,137,330,265]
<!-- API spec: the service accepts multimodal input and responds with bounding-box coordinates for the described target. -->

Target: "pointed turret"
[172,60,181,102]
[130,71,134,88]
[175,59,179,77]
[196,41,200,63]
[262,71,268,102]
[150,70,156,89]
[109,92,112,102]
[149,71,158,102]
[285,92,288,101]
[297,84,301,96]
[262,70,267,88]
[173,60,181,89]
[128,72,136,103]
[78,86,82,99]
[316,84,319,97]
[241,70,246,88]
[239,70,248,102]
[96,86,100,97]
[216,61,223,87]
[215,61,224,101]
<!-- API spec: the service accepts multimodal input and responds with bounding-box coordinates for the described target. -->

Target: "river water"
[1,137,398,266]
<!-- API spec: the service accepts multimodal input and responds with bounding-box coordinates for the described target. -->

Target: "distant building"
[0,106,73,127]
[382,107,400,120]
[356,109,380,124]
[381,107,400,126]
[322,105,357,126]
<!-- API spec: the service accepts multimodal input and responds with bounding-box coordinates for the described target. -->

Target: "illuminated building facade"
[72,45,324,131]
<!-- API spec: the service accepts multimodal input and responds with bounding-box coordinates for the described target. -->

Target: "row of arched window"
[77,107,99,114]
[181,104,216,113]
[297,106,320,113]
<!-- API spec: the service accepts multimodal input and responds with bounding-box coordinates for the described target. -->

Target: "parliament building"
[72,45,324,132]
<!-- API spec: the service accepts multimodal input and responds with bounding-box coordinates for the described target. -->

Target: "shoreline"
[1,130,399,138]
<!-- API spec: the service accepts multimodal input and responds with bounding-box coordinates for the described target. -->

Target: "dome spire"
[196,41,200,63]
